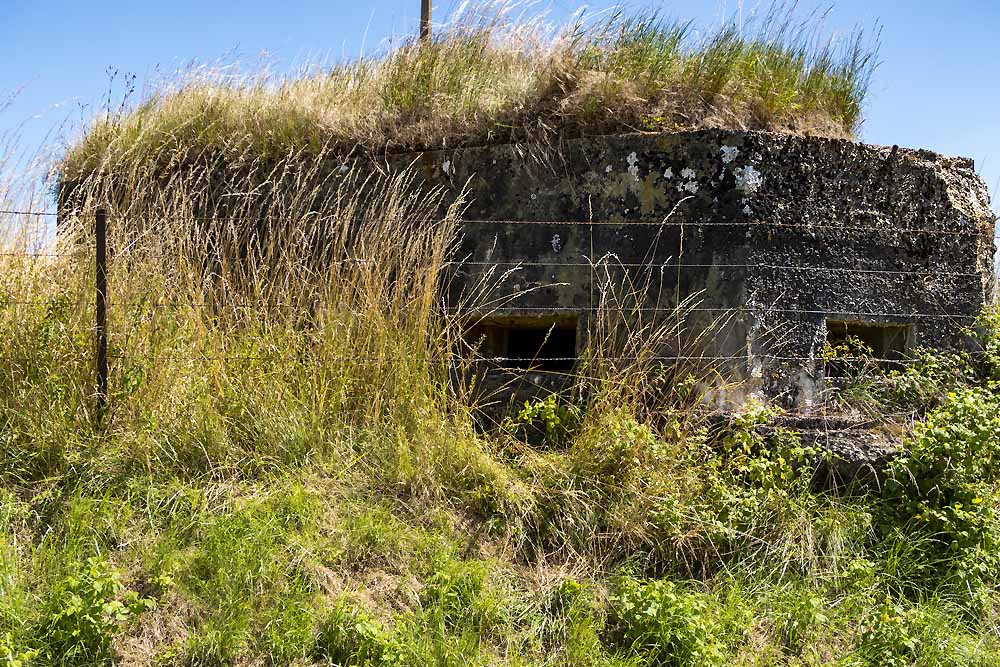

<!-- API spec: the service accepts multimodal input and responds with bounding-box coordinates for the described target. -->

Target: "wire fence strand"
[3,210,999,239]
[0,250,987,279]
[0,297,983,322]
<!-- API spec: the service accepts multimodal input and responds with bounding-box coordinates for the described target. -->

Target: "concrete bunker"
[396,128,995,411]
[58,128,995,415]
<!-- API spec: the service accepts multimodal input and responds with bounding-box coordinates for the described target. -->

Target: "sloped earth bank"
[2,221,1000,664]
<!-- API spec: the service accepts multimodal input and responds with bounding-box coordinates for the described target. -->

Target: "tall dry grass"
[8,117,764,550]
[5,150,474,486]
[59,3,878,196]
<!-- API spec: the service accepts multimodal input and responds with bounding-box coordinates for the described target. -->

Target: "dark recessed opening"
[466,317,579,372]
[824,319,912,377]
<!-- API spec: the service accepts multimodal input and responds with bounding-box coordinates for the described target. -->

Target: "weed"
[313,599,400,667]
[422,559,513,640]
[0,634,38,667]
[610,578,725,667]
[506,394,581,448]
[35,558,155,666]
[879,388,1000,605]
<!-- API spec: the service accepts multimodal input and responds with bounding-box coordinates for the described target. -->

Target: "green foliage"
[313,599,401,667]
[336,504,411,569]
[887,347,977,411]
[546,579,606,663]
[699,404,821,544]
[572,408,663,482]
[0,634,38,667]
[579,13,689,82]
[820,334,874,364]
[775,589,829,653]
[973,307,1000,384]
[857,598,924,667]
[880,388,1000,601]
[173,485,324,661]
[35,558,154,666]
[507,394,581,448]
[719,404,815,493]
[422,559,511,638]
[610,578,724,667]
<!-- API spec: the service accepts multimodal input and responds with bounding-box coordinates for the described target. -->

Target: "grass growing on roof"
[60,2,877,188]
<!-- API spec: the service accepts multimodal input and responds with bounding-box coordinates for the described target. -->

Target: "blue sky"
[1,0,998,210]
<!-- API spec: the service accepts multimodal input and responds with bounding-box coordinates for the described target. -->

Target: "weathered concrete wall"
[389,129,995,410]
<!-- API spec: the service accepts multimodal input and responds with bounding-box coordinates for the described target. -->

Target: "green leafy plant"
[879,388,1000,602]
[1,634,38,667]
[820,334,874,366]
[721,403,815,491]
[506,394,581,447]
[35,558,155,666]
[885,346,975,412]
[778,590,829,653]
[312,599,401,667]
[610,578,724,667]
[857,598,927,667]
[572,409,663,483]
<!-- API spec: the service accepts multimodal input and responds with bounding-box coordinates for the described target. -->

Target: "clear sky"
[1,0,998,211]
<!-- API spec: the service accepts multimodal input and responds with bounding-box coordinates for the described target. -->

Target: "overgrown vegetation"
[4,132,1000,663]
[60,2,877,193]
[7,5,1000,664]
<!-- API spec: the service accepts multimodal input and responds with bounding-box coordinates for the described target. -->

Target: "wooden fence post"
[420,0,431,42]
[95,208,108,421]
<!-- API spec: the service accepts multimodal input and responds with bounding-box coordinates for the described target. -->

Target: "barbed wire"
[4,209,999,239]
[0,252,77,258]
[452,260,982,278]
[0,244,989,281]
[457,218,999,239]
[0,251,986,279]
[0,209,59,217]
[0,296,982,322]
[96,352,920,367]
[446,306,980,320]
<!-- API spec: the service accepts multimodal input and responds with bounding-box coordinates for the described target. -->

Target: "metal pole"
[420,0,431,42]
[95,208,108,421]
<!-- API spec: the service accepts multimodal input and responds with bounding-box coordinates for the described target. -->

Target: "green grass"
[59,3,877,194]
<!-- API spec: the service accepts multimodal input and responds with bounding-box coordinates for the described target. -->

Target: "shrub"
[610,578,725,667]
[879,388,1000,601]
[506,394,581,449]
[704,404,819,539]
[856,598,925,667]
[718,404,815,493]
[571,409,662,484]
